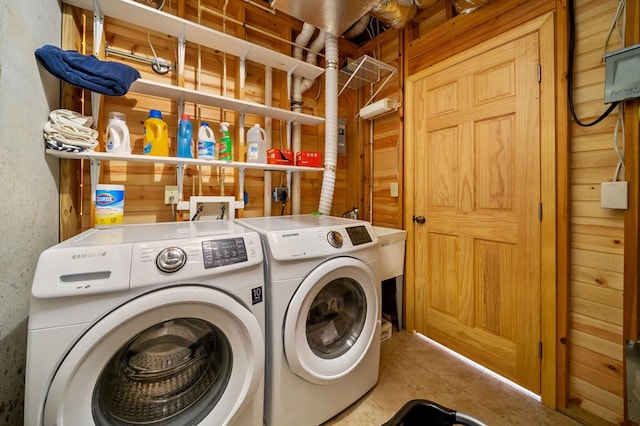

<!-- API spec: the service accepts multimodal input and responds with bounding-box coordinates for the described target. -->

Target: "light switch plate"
[601,181,628,209]
[390,182,399,198]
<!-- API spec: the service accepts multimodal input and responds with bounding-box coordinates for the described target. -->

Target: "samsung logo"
[72,251,107,260]
[281,233,299,238]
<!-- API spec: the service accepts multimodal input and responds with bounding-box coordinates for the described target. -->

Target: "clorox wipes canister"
[95,184,125,227]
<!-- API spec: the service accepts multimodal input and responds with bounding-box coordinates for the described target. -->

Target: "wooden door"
[408,32,542,393]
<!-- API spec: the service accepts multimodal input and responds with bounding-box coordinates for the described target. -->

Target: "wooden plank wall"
[64,0,335,233]
[357,29,404,228]
[568,0,625,423]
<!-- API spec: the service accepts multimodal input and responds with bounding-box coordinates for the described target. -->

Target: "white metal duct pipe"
[292,29,325,214]
[299,30,326,94]
[291,23,316,214]
[318,33,339,215]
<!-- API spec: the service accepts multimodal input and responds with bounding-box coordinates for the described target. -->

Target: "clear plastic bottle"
[176,114,193,158]
[143,109,169,156]
[105,112,131,154]
[218,122,233,161]
[246,124,267,163]
[197,122,216,160]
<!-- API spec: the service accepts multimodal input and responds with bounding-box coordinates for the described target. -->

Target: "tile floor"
[323,330,582,425]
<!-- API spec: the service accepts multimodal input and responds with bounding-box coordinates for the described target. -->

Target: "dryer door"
[43,286,264,426]
[283,257,379,384]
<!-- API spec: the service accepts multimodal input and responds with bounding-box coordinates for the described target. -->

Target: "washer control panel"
[130,231,262,287]
[201,237,248,269]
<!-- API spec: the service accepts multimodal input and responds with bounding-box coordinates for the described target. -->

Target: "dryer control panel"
[265,224,377,261]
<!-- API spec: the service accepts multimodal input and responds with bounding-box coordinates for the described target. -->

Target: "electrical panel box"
[338,118,346,154]
[604,43,640,103]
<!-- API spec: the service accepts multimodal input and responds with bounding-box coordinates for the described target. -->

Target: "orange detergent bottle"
[143,109,169,156]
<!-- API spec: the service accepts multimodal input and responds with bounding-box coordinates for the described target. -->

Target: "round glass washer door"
[283,257,379,385]
[43,286,264,426]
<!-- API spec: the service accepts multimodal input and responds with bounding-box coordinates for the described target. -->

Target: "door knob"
[412,215,426,224]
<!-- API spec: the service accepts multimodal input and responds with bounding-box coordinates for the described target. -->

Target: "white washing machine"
[236,214,381,426]
[24,220,266,426]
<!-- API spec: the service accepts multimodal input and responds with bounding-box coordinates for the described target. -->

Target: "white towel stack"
[43,109,99,152]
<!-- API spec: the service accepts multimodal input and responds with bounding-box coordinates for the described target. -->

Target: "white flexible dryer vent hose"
[318,33,338,215]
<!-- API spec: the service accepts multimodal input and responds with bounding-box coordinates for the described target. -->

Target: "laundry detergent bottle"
[105,112,131,154]
[218,122,233,161]
[176,114,193,158]
[143,109,169,156]
[197,122,216,160]
[246,124,267,163]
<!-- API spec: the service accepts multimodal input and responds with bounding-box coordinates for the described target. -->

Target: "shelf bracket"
[337,60,365,98]
[91,0,104,58]
[177,26,186,82]
[363,68,398,108]
[176,162,186,202]
[89,157,101,202]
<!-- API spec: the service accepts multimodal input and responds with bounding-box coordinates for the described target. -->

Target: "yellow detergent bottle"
[143,109,169,156]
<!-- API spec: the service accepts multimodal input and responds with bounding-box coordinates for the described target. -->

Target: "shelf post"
[89,157,101,202]
[91,0,104,128]
[239,57,247,93]
[176,162,185,202]
[238,167,246,208]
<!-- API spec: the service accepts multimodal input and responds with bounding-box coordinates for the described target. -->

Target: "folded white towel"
[43,109,98,151]
[49,109,94,128]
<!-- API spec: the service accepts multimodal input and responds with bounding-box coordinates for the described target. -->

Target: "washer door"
[283,257,379,384]
[44,286,264,426]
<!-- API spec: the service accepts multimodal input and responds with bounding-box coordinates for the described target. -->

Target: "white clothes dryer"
[25,220,266,426]
[236,215,381,426]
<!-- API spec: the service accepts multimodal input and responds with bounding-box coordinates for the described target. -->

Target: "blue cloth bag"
[35,45,141,96]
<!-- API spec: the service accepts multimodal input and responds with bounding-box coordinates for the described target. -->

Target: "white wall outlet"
[600,181,628,209]
[390,182,399,198]
[164,185,179,204]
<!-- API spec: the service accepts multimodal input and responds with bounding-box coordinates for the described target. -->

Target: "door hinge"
[537,64,542,83]
[538,203,543,221]
[539,341,543,359]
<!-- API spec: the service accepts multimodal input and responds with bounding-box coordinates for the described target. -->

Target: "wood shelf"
[130,79,324,126]
[61,0,324,80]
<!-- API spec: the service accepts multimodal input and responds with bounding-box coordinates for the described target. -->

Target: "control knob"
[156,247,187,273]
[327,230,343,248]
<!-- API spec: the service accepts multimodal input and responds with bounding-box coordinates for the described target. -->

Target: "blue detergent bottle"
[177,114,193,158]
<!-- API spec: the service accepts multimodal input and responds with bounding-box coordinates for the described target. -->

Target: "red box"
[267,148,294,165]
[296,151,323,167]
